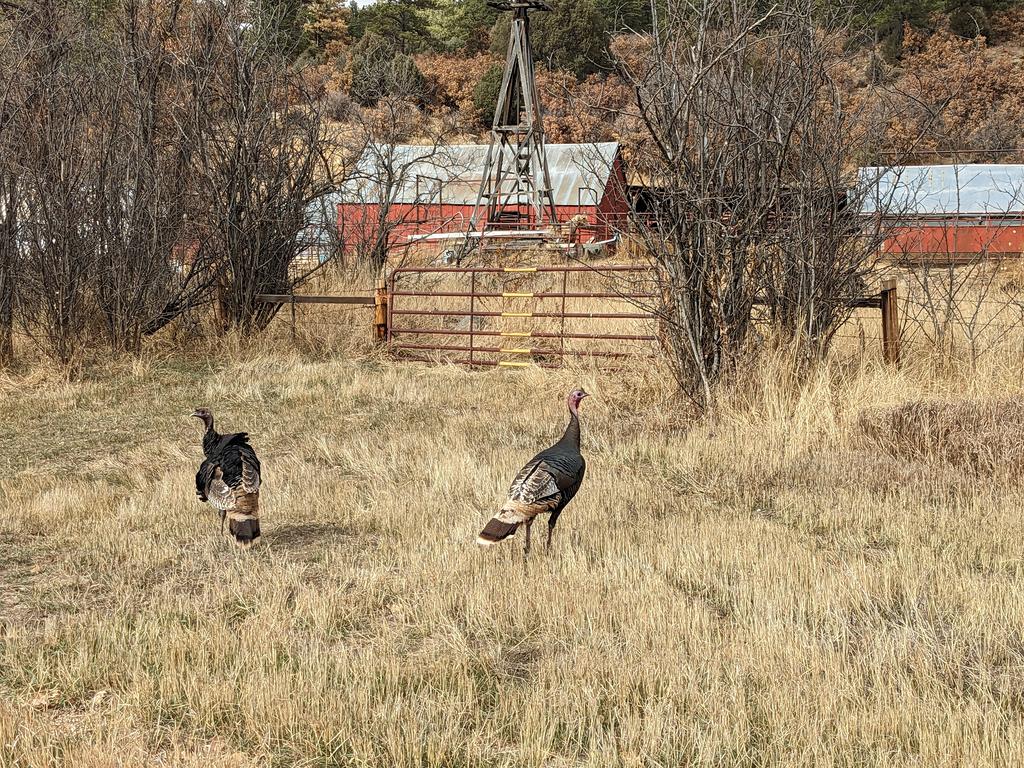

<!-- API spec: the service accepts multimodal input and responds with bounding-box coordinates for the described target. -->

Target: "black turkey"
[192,407,262,547]
[477,388,589,556]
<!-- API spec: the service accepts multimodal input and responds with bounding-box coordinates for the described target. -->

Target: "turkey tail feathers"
[228,515,261,547]
[227,492,261,548]
[477,517,519,546]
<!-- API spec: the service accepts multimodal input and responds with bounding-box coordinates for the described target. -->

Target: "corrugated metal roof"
[333,142,620,207]
[300,195,341,253]
[859,164,1024,216]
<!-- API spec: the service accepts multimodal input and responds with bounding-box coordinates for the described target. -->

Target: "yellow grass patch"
[1,338,1024,765]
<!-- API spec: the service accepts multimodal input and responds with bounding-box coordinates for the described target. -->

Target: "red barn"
[333,142,628,256]
[861,164,1024,262]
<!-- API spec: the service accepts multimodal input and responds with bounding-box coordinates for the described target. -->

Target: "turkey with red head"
[192,408,262,548]
[477,387,589,556]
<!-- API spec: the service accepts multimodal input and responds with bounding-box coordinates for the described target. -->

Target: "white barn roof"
[859,164,1024,216]
[335,142,620,207]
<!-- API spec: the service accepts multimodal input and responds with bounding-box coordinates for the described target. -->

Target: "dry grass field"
[2,318,1024,766]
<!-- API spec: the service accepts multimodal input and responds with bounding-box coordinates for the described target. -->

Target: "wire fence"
[261,262,1024,367]
[257,289,377,351]
[880,262,1024,360]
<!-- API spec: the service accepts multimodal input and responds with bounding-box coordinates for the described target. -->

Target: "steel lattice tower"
[470,0,557,235]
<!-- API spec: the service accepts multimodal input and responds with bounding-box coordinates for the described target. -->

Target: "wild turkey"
[192,407,262,548]
[477,388,589,556]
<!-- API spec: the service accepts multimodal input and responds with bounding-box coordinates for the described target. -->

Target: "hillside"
[313,1,1024,161]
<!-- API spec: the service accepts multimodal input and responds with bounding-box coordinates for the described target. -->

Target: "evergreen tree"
[257,0,310,57]
[304,0,350,57]
[348,1,368,38]
[945,1,1017,38]
[846,1,940,59]
[429,0,498,52]
[363,0,438,53]
[347,31,426,104]
[594,0,652,32]
[490,0,609,79]
[471,62,504,127]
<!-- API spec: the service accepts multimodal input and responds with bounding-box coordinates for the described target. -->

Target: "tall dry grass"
[2,302,1024,766]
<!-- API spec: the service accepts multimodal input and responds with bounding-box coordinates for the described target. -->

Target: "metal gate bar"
[389,290,656,299]
[391,310,653,320]
[390,343,654,359]
[391,265,647,274]
[389,328,656,341]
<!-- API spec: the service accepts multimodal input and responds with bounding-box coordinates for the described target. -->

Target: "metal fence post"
[290,290,296,342]
[560,268,568,367]
[469,271,476,366]
[880,278,900,364]
[374,280,389,343]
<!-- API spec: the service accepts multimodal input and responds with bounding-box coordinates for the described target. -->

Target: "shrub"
[347,32,426,106]
[323,89,353,120]
[471,62,504,127]
[949,5,990,38]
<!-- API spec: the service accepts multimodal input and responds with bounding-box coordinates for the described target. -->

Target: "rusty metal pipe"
[395,355,565,369]
[390,291,656,299]
[390,327,657,342]
[392,343,654,359]
[390,309,654,320]
[389,265,649,275]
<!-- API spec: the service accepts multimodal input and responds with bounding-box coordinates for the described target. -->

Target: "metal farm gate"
[386,265,659,368]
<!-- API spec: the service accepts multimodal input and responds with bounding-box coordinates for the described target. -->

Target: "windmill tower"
[470,0,557,239]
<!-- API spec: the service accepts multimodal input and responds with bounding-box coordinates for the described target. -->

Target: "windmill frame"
[469,0,558,238]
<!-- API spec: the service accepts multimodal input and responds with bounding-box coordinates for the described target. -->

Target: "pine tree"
[594,0,652,32]
[257,0,310,57]
[363,0,438,54]
[348,0,368,38]
[471,62,504,126]
[490,0,610,79]
[304,0,351,57]
[428,0,498,53]
[347,31,427,104]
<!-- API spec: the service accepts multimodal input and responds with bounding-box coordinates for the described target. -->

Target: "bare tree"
[0,0,337,365]
[615,2,787,404]
[181,1,338,334]
[613,0,941,406]
[0,30,25,365]
[11,0,102,367]
[84,0,210,352]
[4,0,208,364]
[754,7,893,359]
[334,75,462,274]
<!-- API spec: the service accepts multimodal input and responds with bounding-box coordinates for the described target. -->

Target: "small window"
[414,175,443,223]
[578,187,599,208]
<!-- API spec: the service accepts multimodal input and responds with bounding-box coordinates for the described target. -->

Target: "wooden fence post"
[880,278,900,364]
[374,281,389,343]
[290,290,297,342]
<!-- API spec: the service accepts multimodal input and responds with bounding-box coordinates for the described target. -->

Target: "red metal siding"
[337,203,476,253]
[596,157,629,240]
[883,222,1024,258]
[336,154,630,252]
